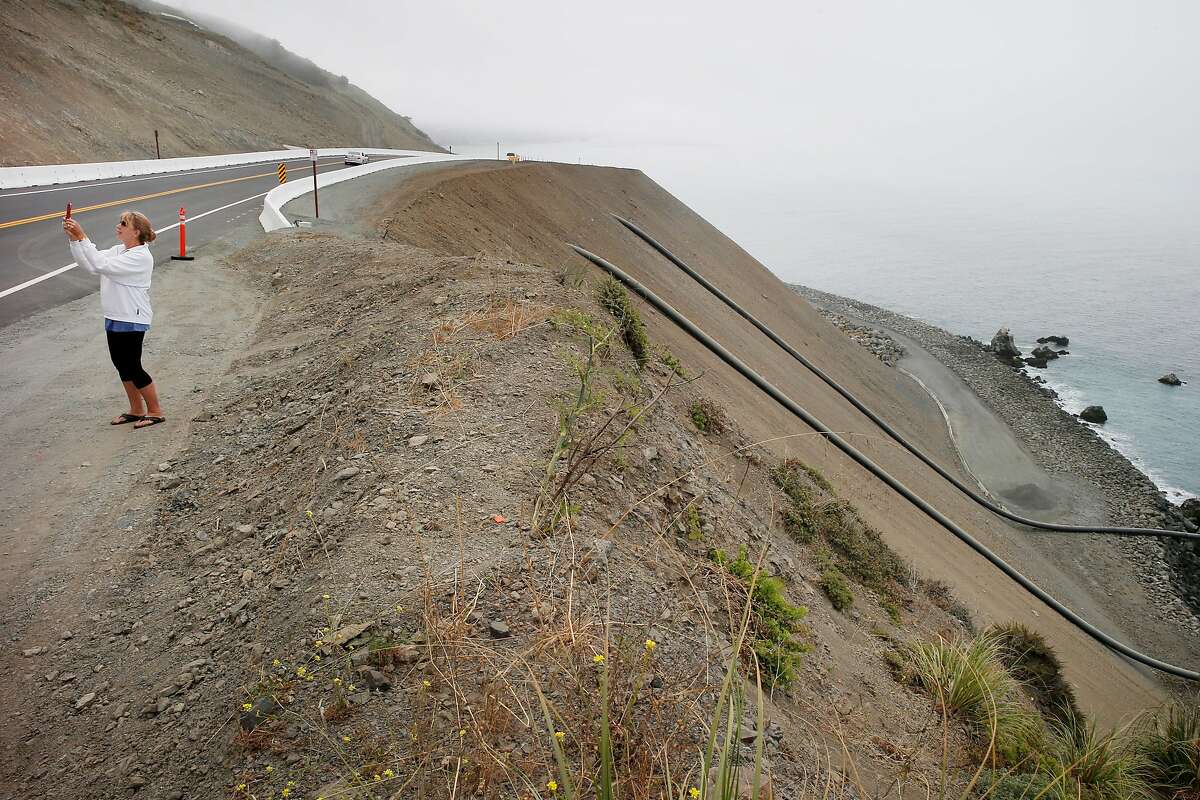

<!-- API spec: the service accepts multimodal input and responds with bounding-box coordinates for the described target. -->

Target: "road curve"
[0,155,408,328]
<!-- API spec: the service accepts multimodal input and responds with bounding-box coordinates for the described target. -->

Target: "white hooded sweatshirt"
[69,239,154,325]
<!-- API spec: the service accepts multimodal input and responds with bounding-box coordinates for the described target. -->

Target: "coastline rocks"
[1031,345,1061,361]
[1078,405,1108,424]
[1180,499,1200,527]
[1037,335,1070,347]
[1158,373,1183,386]
[990,328,1021,359]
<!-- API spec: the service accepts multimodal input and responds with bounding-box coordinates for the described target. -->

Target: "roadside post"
[171,206,194,261]
[277,163,287,184]
[310,148,319,218]
[154,129,161,159]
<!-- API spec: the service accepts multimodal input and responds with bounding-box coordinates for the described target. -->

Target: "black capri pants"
[106,330,153,389]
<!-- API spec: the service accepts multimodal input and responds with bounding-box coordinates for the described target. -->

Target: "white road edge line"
[0,159,342,198]
[0,190,269,301]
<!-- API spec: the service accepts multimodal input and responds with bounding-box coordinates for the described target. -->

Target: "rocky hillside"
[0,0,442,166]
[1,160,1192,799]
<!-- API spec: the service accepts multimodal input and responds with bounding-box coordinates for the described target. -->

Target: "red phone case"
[65,202,72,220]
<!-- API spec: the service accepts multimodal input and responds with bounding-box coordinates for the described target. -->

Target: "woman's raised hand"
[62,218,85,241]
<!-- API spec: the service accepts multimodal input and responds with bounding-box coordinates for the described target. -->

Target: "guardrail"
[0,147,444,190]
[258,152,476,232]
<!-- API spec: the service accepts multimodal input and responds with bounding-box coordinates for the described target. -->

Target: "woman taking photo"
[62,210,166,428]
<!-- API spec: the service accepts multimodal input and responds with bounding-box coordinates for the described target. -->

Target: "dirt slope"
[0,0,442,166]
[375,161,1195,717]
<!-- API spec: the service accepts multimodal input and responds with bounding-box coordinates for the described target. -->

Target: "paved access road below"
[0,154,408,327]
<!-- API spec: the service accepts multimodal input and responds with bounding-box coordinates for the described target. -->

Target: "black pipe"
[612,215,1199,544]
[570,243,1197,682]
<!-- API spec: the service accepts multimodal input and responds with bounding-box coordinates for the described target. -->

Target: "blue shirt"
[105,318,150,333]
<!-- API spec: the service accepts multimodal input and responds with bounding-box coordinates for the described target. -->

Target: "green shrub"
[1137,702,1200,799]
[989,622,1080,725]
[906,633,1044,763]
[711,547,810,686]
[657,347,687,378]
[820,568,854,610]
[688,397,726,435]
[782,505,816,544]
[771,460,822,504]
[822,509,906,591]
[597,277,649,366]
[975,769,1061,800]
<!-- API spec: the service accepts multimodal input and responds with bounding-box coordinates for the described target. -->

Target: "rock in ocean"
[991,328,1021,359]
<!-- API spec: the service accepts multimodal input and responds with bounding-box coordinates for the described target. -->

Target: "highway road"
[0,154,408,328]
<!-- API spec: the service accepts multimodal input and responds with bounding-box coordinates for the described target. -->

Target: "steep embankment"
[376,162,1195,706]
[0,0,442,166]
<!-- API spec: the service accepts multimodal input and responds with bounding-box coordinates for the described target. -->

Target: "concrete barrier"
[258,153,477,232]
[0,147,443,190]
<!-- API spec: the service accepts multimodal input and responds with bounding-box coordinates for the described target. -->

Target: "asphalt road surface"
[0,155,407,328]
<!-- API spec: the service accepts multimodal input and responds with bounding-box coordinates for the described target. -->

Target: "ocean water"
[450,141,1198,501]
[752,194,1200,503]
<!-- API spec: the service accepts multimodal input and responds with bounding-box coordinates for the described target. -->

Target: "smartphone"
[65,202,72,220]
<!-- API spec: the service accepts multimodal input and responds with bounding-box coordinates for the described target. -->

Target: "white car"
[344,150,369,165]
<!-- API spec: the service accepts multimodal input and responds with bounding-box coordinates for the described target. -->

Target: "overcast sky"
[170,1,1198,189]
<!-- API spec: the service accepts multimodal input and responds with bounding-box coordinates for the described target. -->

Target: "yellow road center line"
[0,161,340,230]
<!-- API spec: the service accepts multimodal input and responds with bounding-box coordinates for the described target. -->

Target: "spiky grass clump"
[1137,702,1200,799]
[988,622,1080,725]
[906,633,1044,763]
[1044,714,1149,800]
[597,277,649,367]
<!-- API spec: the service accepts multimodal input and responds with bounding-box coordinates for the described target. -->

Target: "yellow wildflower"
[690,789,700,799]
[342,735,351,743]
[322,593,330,600]
[236,785,247,792]
[296,666,307,678]
[313,654,321,662]
[645,639,656,651]
[373,774,381,781]
[306,509,314,518]
[333,677,342,686]
[554,731,565,741]
[593,654,605,664]
[348,684,356,691]
[421,679,431,688]
[281,790,291,799]
[548,779,558,793]
[265,766,273,773]
[314,640,324,647]
[272,659,281,667]
[458,729,465,737]
[383,769,395,779]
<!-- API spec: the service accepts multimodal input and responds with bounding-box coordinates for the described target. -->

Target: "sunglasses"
[117,219,128,227]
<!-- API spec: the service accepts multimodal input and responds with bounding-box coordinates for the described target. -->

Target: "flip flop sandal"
[111,413,144,425]
[134,416,166,428]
